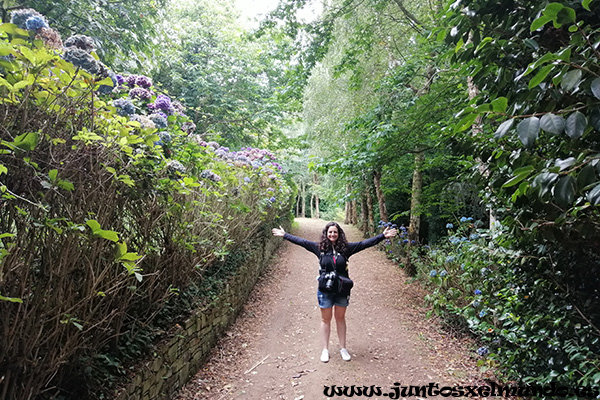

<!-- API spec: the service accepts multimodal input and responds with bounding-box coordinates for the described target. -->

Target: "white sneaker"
[340,348,351,361]
[320,349,330,363]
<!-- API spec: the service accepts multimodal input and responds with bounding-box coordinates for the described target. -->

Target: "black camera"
[324,272,336,290]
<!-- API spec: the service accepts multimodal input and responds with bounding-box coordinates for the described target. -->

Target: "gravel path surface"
[173,218,487,399]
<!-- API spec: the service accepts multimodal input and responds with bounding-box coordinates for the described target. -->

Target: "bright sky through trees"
[235,0,322,28]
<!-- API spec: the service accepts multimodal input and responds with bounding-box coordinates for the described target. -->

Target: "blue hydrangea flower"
[200,170,221,182]
[429,270,437,277]
[269,196,276,202]
[112,98,135,116]
[479,310,487,318]
[445,256,455,263]
[402,239,409,244]
[64,35,96,53]
[25,16,48,31]
[166,160,186,175]
[477,347,489,356]
[243,177,251,183]
[446,223,454,229]
[62,47,100,74]
[10,9,44,30]
[97,71,118,94]
[474,289,482,295]
[148,113,168,129]
[472,300,480,308]
[439,270,447,277]
[469,233,480,240]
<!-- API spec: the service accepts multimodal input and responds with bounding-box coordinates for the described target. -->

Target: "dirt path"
[174,218,486,400]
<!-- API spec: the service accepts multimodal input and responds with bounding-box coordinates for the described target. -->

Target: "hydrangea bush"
[406,217,600,393]
[0,10,293,400]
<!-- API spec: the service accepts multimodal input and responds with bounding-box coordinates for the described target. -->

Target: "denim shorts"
[317,290,350,308]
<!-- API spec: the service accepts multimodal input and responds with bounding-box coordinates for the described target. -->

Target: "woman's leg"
[334,305,347,348]
[320,306,333,350]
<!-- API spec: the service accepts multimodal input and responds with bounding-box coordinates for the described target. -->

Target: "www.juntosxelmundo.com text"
[323,382,600,398]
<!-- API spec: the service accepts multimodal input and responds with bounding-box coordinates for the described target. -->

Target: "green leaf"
[19,47,36,64]
[0,164,7,175]
[531,15,552,31]
[555,157,576,171]
[491,97,508,113]
[540,113,565,135]
[586,183,600,205]
[13,131,39,151]
[96,229,119,242]
[533,172,559,199]
[86,219,101,232]
[561,69,582,91]
[495,119,514,139]
[120,252,142,261]
[591,78,600,100]
[555,7,576,27]
[503,166,535,188]
[57,180,74,191]
[456,113,479,132]
[590,108,600,131]
[542,3,565,18]
[48,169,58,182]
[529,65,554,88]
[565,111,587,139]
[0,292,23,303]
[582,0,592,11]
[577,165,597,189]
[517,117,540,147]
[553,175,575,208]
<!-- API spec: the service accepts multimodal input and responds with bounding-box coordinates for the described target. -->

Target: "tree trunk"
[360,192,368,232]
[408,151,424,244]
[310,192,314,218]
[351,200,358,225]
[344,184,351,224]
[300,180,305,218]
[313,173,320,219]
[365,175,374,236]
[373,170,388,222]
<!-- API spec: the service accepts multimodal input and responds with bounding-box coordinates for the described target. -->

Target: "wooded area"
[1,0,599,398]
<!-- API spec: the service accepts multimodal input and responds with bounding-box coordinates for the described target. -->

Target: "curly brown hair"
[319,222,348,255]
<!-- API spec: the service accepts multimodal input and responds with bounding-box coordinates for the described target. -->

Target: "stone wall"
[113,223,287,400]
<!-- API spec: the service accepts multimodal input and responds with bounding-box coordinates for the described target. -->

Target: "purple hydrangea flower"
[115,74,125,85]
[150,94,174,113]
[136,75,153,88]
[125,75,139,87]
[129,87,152,100]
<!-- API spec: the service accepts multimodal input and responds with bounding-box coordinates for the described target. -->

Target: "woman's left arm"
[346,227,397,255]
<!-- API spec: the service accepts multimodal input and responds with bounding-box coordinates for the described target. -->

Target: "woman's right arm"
[272,226,320,256]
